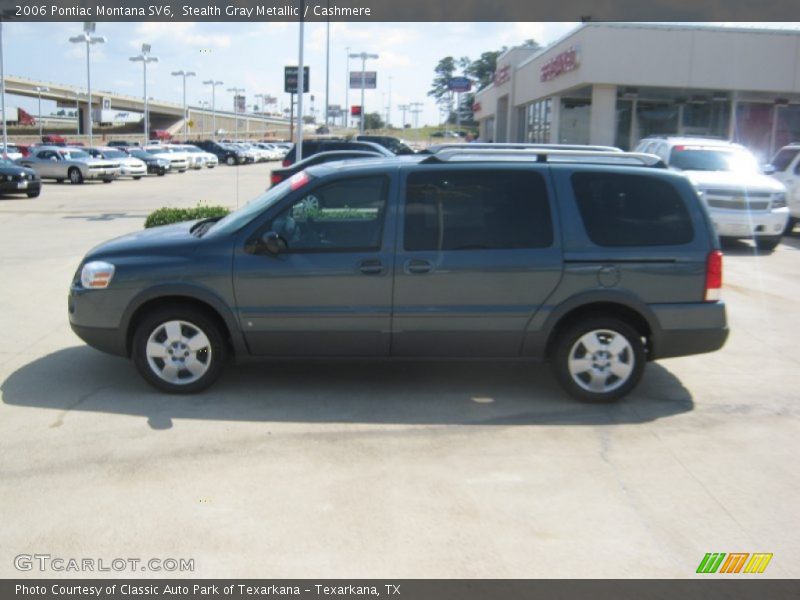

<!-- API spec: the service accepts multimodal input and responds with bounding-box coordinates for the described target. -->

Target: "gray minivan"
[69,148,728,401]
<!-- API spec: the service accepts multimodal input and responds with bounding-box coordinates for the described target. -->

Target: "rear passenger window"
[571,172,694,247]
[404,170,553,251]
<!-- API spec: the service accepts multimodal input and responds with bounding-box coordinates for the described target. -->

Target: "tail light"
[281,159,291,167]
[270,172,283,186]
[705,250,723,302]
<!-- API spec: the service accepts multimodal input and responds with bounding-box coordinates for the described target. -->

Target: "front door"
[233,174,395,356]
[391,167,563,357]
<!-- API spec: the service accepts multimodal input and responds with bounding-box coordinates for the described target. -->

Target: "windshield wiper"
[191,216,224,238]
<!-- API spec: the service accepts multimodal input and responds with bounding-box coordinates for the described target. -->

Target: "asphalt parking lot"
[0,163,798,578]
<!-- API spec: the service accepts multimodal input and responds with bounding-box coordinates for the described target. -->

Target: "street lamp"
[171,70,196,141]
[227,87,244,139]
[69,22,106,147]
[202,80,223,139]
[34,86,49,139]
[349,51,379,134]
[130,44,158,143]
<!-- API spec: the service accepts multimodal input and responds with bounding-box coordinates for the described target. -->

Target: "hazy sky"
[2,21,578,125]
[5,21,800,127]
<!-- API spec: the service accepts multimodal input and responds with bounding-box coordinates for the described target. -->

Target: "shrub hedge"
[144,205,230,229]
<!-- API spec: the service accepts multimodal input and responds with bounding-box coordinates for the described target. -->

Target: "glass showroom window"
[525,99,552,143]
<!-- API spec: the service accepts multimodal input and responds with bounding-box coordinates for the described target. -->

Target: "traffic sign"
[284,66,310,94]
[349,71,377,90]
[351,105,362,116]
[448,77,472,93]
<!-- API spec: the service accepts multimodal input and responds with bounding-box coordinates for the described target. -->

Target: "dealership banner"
[2,0,800,21]
[3,580,800,600]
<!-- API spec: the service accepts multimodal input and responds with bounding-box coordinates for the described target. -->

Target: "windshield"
[206,174,311,237]
[102,150,127,158]
[0,158,14,166]
[669,146,760,173]
[770,148,800,172]
[61,150,90,160]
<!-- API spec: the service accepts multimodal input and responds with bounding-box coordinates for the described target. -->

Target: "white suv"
[635,137,789,250]
[767,144,800,234]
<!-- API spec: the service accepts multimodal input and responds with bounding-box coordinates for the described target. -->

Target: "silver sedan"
[18,146,121,184]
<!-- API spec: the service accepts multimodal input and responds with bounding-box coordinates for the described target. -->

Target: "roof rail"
[420,148,666,167]
[425,142,623,154]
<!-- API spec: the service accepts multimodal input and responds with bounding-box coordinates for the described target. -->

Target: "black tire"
[551,317,646,403]
[133,176,142,180]
[783,217,797,236]
[226,155,236,166]
[755,235,781,252]
[132,306,227,394]
[26,190,40,198]
[157,169,166,176]
[102,178,113,184]
[56,179,64,184]
[68,168,83,185]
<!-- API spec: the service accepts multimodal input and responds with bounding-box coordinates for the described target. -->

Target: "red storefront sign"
[493,65,511,86]
[540,45,581,82]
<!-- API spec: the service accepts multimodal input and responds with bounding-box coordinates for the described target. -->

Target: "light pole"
[1,20,7,156]
[34,86,49,139]
[69,22,106,147]
[324,5,330,128]
[386,76,392,128]
[398,104,409,128]
[227,87,244,139]
[255,94,268,138]
[74,91,85,136]
[130,44,158,143]
[203,80,223,139]
[410,102,424,129]
[171,70,196,141]
[344,46,350,127]
[349,51,378,134]
[198,100,209,136]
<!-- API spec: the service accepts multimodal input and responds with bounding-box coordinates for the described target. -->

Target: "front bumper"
[0,179,40,193]
[68,286,131,357]
[710,208,789,238]
[86,168,120,180]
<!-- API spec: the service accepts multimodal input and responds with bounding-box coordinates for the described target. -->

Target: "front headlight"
[80,261,115,289]
[771,192,787,209]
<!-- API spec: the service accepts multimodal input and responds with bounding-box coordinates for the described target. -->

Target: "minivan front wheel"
[132,307,227,393]
[552,318,645,402]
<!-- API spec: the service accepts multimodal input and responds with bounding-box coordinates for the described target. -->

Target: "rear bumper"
[650,301,729,359]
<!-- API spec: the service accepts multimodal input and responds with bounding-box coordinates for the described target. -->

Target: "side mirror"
[762,164,776,175]
[260,231,287,255]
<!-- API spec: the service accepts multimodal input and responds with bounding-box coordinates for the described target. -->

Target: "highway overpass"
[3,75,292,140]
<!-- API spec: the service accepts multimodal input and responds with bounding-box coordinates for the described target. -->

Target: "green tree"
[363,112,385,130]
[467,51,502,91]
[428,56,457,110]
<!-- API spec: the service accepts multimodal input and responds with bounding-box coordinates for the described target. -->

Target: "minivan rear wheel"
[132,307,227,394]
[552,317,645,402]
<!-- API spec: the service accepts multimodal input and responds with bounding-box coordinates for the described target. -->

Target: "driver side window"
[269,176,388,253]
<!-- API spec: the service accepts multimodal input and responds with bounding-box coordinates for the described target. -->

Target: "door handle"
[405,259,433,274]
[358,259,384,275]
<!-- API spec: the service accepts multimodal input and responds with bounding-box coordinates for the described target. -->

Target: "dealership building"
[473,23,800,160]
